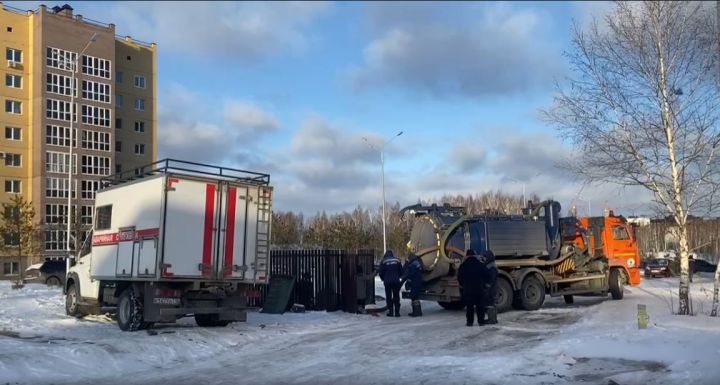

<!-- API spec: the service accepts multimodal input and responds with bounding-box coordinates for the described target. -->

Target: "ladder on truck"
[254,187,272,282]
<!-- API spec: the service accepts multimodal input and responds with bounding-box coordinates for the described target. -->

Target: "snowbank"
[0,276,718,385]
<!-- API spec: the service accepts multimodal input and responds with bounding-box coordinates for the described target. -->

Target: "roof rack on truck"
[101,158,271,187]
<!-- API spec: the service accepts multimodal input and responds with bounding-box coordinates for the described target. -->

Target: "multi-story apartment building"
[0,3,157,279]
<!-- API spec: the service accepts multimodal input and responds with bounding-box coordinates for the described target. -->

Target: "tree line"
[271,191,535,254]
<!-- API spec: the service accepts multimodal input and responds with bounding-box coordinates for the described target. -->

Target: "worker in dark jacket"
[457,249,485,326]
[401,253,423,317]
[478,250,498,324]
[379,250,403,317]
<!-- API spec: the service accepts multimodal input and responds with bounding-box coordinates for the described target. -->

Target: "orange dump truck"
[564,211,641,292]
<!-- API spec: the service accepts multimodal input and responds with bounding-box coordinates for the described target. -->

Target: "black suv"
[25,260,66,286]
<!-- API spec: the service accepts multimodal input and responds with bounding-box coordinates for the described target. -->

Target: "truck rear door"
[162,178,219,278]
[217,184,271,282]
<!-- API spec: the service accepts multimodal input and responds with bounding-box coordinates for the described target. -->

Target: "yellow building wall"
[0,5,33,206]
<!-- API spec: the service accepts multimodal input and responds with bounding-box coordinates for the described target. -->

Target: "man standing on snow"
[479,250,498,324]
[401,253,423,317]
[457,249,485,326]
[379,250,403,317]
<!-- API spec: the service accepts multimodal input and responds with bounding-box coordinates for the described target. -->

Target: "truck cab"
[577,212,641,287]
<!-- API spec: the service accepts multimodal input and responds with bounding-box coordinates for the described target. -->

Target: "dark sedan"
[644,258,671,278]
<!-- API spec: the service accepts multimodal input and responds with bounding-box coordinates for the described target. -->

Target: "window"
[46,99,76,121]
[45,204,70,224]
[81,155,111,176]
[116,71,123,83]
[4,180,20,193]
[46,73,74,96]
[115,164,122,174]
[81,180,100,200]
[5,127,20,140]
[134,168,143,176]
[134,144,145,155]
[116,141,122,152]
[4,233,19,246]
[81,130,111,152]
[45,125,76,147]
[7,27,13,33]
[46,47,76,70]
[82,80,111,103]
[115,118,122,129]
[116,94,123,107]
[134,98,145,111]
[134,75,146,89]
[81,54,111,79]
[3,262,19,275]
[4,206,19,221]
[95,205,112,230]
[134,121,145,132]
[45,151,76,174]
[81,205,93,225]
[5,74,21,88]
[81,105,111,127]
[45,177,75,198]
[5,100,21,114]
[44,230,67,251]
[6,48,21,63]
[613,226,630,240]
[4,153,20,167]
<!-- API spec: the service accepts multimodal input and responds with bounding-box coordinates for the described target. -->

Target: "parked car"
[24,260,65,286]
[692,259,718,273]
[644,258,671,278]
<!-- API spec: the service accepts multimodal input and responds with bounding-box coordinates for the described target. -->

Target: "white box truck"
[64,160,272,331]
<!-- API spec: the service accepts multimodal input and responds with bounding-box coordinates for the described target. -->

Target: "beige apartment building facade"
[0,3,157,279]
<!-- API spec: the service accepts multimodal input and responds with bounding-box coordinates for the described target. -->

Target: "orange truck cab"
[577,212,641,286]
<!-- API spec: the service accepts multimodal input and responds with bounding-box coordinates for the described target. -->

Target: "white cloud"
[349,2,565,98]
[450,144,486,173]
[224,101,280,139]
[157,83,280,163]
[92,1,331,61]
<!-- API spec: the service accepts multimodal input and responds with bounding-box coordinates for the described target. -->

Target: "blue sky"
[11,1,652,215]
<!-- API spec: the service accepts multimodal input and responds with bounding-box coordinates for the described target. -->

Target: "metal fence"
[248,249,376,313]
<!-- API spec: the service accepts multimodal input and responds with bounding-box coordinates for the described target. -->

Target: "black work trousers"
[384,281,401,313]
[463,292,485,325]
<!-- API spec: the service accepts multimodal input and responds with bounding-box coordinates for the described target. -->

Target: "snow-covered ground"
[1,275,719,385]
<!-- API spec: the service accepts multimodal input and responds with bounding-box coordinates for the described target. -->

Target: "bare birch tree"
[543,1,720,315]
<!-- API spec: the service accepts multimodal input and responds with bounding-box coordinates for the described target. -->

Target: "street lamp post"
[363,131,403,254]
[67,33,97,257]
[506,177,526,212]
[576,196,591,217]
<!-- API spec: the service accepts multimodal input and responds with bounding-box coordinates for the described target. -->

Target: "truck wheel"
[438,301,465,311]
[195,314,230,327]
[495,278,513,313]
[117,288,145,331]
[65,284,84,318]
[519,275,545,311]
[46,276,62,286]
[563,295,574,304]
[609,268,624,300]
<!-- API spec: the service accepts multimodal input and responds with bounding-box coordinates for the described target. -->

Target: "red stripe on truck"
[201,184,217,277]
[92,227,160,246]
[224,187,237,277]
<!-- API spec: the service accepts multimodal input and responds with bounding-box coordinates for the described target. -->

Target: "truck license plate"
[153,297,181,305]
